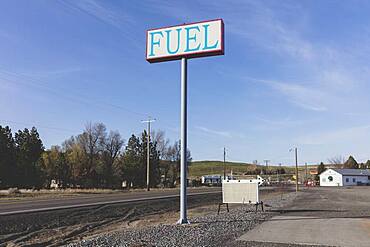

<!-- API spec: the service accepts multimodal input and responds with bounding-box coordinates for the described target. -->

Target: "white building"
[319,168,370,186]
[201,175,234,185]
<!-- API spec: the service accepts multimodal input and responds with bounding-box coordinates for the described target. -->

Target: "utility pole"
[305,162,308,183]
[223,147,226,180]
[294,148,299,192]
[290,147,299,192]
[141,117,156,191]
[264,160,270,167]
[264,159,270,174]
[278,162,283,200]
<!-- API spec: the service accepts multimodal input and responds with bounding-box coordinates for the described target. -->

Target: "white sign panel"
[222,180,259,204]
[146,19,224,63]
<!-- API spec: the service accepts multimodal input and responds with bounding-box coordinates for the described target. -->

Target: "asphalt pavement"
[238,186,370,247]
[0,187,221,216]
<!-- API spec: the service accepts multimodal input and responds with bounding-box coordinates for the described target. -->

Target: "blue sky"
[1,0,370,165]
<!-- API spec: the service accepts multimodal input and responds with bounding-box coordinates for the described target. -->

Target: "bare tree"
[152,130,170,159]
[76,122,107,186]
[101,130,124,187]
[166,142,179,185]
[152,130,173,187]
[328,155,345,168]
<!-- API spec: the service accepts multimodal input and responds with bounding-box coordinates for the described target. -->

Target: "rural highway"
[0,187,221,216]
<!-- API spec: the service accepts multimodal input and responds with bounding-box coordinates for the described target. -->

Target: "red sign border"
[146,19,224,63]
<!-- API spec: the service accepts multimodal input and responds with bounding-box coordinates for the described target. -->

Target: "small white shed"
[319,168,370,186]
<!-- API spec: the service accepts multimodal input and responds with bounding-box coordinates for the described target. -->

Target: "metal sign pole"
[178,57,189,224]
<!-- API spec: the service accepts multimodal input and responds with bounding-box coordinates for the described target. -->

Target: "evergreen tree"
[14,127,44,188]
[343,156,358,169]
[316,162,326,181]
[0,126,16,188]
[120,135,144,188]
[366,160,370,169]
[141,131,160,187]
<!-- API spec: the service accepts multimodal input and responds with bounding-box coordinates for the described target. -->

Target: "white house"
[201,175,234,185]
[319,168,370,186]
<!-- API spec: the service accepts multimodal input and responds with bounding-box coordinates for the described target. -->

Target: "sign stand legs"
[177,57,190,225]
[255,201,264,213]
[217,203,229,215]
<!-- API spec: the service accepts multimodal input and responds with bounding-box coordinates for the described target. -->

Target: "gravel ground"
[0,192,222,246]
[68,192,297,247]
[230,242,331,247]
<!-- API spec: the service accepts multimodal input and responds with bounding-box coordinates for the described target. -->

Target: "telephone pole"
[223,147,226,180]
[141,117,156,191]
[264,160,270,168]
[264,159,270,174]
[305,162,308,183]
[295,148,298,192]
[290,147,299,192]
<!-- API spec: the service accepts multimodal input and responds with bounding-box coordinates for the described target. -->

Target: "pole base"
[176,218,190,225]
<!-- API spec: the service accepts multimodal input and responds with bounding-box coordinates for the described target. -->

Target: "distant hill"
[188,160,309,178]
[189,160,259,177]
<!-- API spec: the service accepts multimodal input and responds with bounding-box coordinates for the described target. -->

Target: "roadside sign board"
[146,18,224,224]
[222,180,259,204]
[146,19,224,63]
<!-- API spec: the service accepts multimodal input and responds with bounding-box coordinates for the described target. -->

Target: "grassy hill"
[189,161,258,177]
[188,160,310,178]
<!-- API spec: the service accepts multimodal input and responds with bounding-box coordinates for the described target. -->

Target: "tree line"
[328,155,370,169]
[0,123,191,189]
[315,155,370,181]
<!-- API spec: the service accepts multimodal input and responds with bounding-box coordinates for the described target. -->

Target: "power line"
[0,68,238,149]
[0,68,241,158]
[0,70,213,149]
[0,119,79,134]
[0,68,148,117]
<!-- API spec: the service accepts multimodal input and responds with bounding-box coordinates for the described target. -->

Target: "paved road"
[238,186,370,247]
[0,187,221,216]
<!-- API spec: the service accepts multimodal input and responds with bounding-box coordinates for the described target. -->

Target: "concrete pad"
[238,215,370,247]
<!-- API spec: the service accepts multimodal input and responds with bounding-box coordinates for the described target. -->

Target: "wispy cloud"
[137,1,202,23]
[147,0,367,114]
[20,67,84,79]
[255,116,305,129]
[195,126,232,138]
[222,1,314,61]
[296,125,370,145]
[59,0,140,47]
[0,67,84,86]
[245,76,328,112]
[231,1,370,113]
[60,0,134,29]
